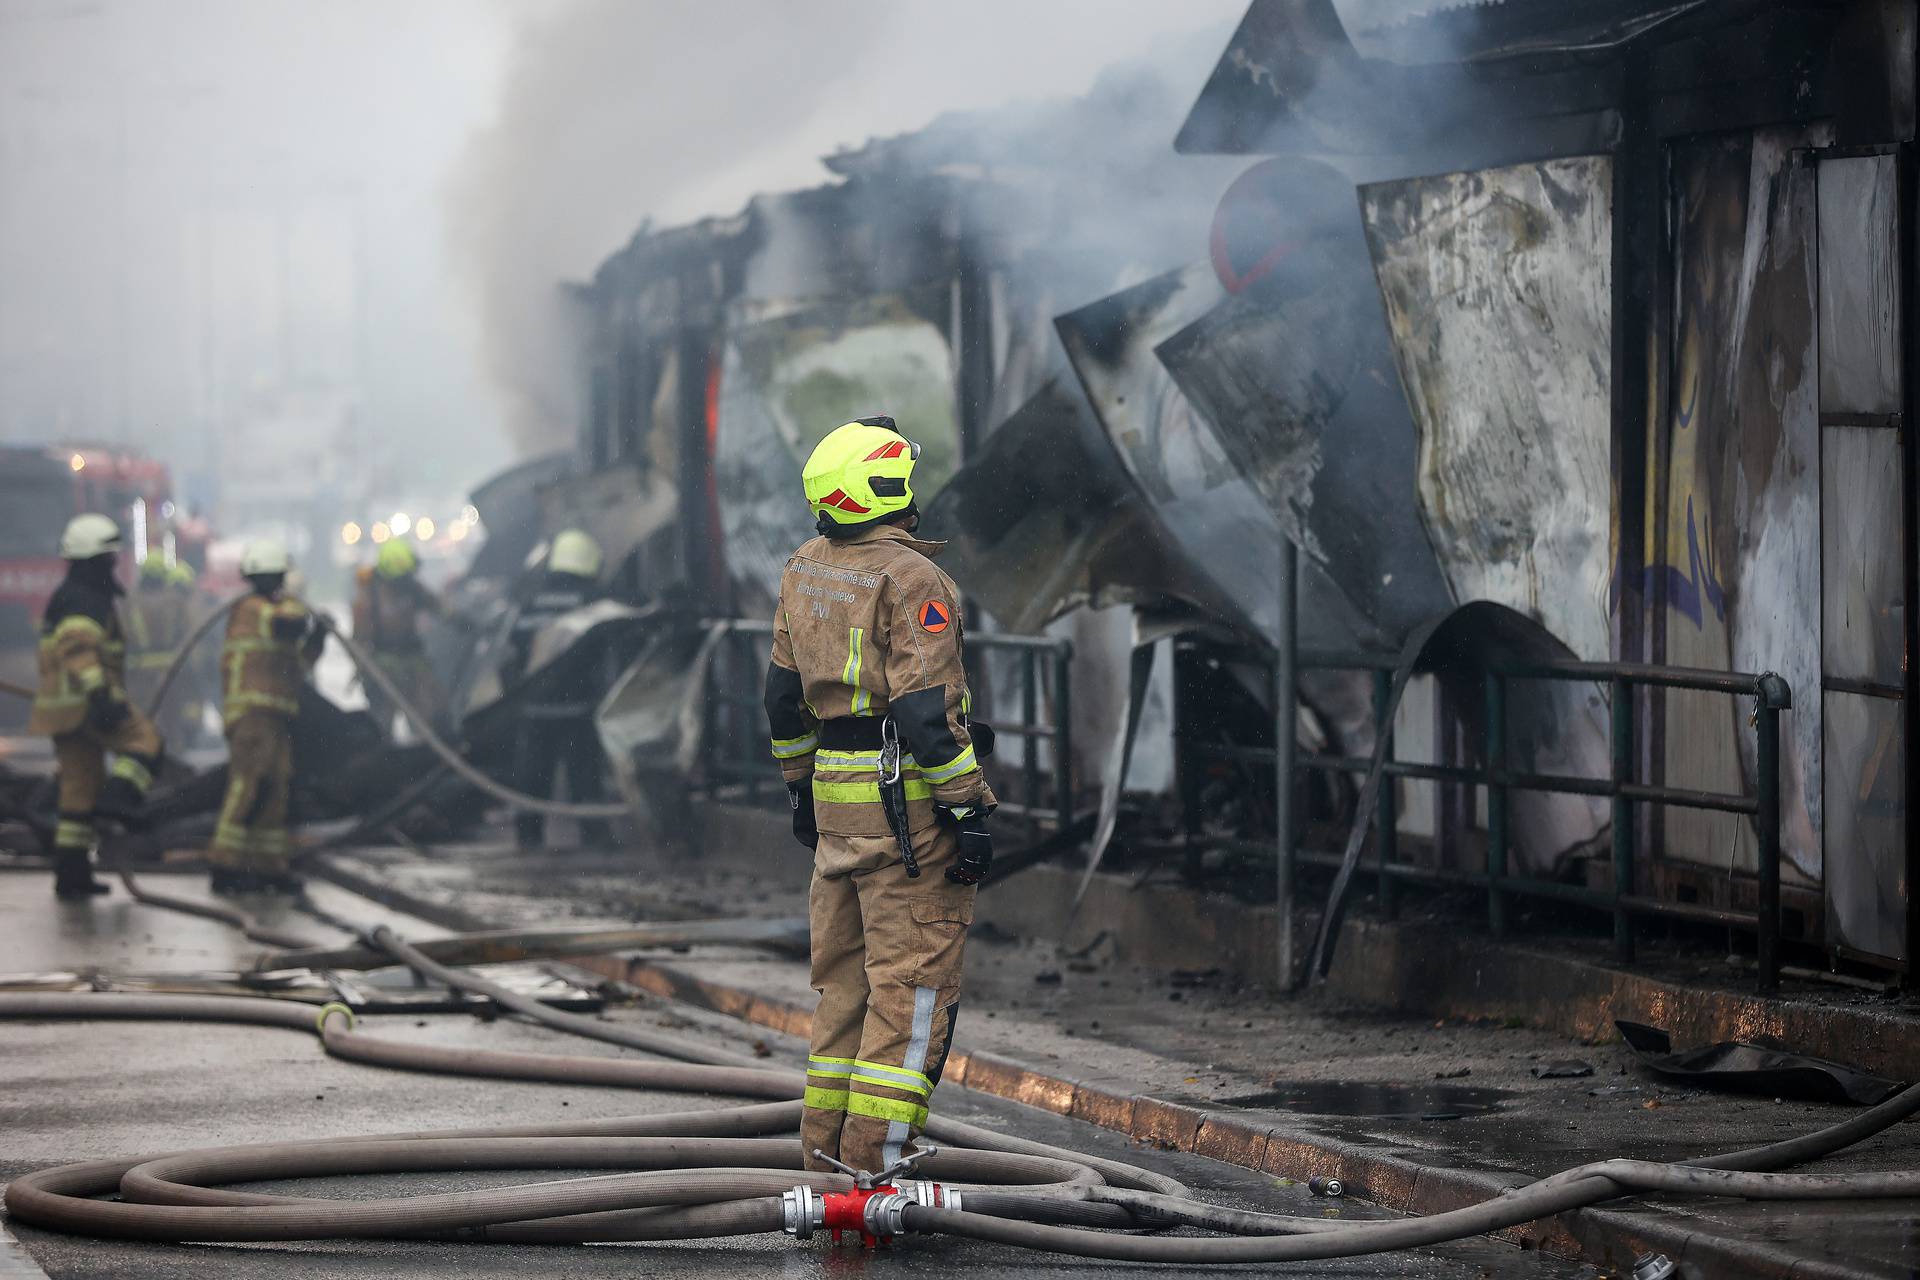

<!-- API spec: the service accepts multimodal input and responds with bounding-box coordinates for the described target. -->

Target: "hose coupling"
[862,1191,912,1241]
[780,1185,826,1240]
[893,1178,963,1213]
[1632,1253,1676,1280]
[1308,1175,1344,1198]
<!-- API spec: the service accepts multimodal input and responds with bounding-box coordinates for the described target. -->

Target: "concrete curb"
[309,855,1884,1280]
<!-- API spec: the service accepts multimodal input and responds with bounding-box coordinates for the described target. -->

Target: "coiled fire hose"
[15,614,1920,1258]
[8,938,1920,1259]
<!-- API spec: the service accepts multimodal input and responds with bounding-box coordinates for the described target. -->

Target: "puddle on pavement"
[1216,1080,1513,1119]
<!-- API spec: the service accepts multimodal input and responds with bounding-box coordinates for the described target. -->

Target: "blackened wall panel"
[1660,129,1821,882]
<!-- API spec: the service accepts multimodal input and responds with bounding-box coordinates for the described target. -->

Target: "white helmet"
[239,539,291,577]
[548,528,603,578]
[60,513,122,560]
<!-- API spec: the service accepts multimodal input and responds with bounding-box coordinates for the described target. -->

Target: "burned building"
[542,0,1917,984]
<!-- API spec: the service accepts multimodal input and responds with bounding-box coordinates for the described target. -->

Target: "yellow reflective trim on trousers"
[807,1055,855,1076]
[212,821,253,850]
[770,732,818,760]
[851,1072,932,1097]
[811,778,932,805]
[803,1085,850,1112]
[851,1058,934,1094]
[54,820,94,848]
[919,745,978,784]
[110,756,153,792]
[845,1092,929,1127]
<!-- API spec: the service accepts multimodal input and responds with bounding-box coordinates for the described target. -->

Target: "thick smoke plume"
[447,0,1245,456]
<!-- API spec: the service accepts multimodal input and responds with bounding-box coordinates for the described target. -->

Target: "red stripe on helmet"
[863,441,907,461]
[821,489,871,514]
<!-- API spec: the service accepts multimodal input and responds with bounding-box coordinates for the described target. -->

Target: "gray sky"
[0,0,1244,517]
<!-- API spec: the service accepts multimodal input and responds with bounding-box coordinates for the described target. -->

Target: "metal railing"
[1181,642,1794,990]
[701,618,1075,830]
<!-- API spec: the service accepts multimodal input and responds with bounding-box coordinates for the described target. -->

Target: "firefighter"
[125,551,190,735]
[352,538,444,737]
[764,416,995,1177]
[30,514,166,900]
[503,529,613,851]
[208,539,320,895]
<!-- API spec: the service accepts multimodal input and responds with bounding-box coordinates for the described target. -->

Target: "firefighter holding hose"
[764,416,995,1178]
[207,539,322,894]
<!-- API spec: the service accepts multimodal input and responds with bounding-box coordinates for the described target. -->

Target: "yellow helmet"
[548,528,603,578]
[802,416,920,536]
[139,550,171,582]
[167,562,196,588]
[376,537,419,579]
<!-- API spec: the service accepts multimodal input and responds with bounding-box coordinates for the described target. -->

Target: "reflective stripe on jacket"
[765,523,991,837]
[222,593,310,723]
[29,578,127,736]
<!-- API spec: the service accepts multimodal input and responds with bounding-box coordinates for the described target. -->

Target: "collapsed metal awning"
[1175,0,1864,160]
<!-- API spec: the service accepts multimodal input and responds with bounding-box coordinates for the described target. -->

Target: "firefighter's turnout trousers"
[764,523,994,1175]
[50,716,163,857]
[211,592,309,873]
[805,821,974,1174]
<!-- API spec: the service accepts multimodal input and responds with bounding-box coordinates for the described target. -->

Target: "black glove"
[86,685,131,732]
[937,802,992,885]
[968,720,996,760]
[788,780,818,850]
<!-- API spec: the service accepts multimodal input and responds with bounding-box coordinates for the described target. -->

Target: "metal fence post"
[1275,539,1299,989]
[1610,676,1635,964]
[1372,667,1398,921]
[1755,673,1791,992]
[1052,641,1073,832]
[701,625,720,798]
[1022,650,1040,820]
[1485,672,1509,938]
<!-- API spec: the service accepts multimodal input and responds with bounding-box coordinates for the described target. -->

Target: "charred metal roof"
[1175,0,1871,161]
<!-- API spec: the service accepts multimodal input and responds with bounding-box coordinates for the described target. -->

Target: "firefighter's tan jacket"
[126,586,191,671]
[222,593,310,725]
[352,566,438,655]
[29,596,127,736]
[766,523,992,837]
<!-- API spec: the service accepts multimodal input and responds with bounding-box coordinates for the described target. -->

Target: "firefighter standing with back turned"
[764,416,995,1177]
[502,528,614,851]
[31,514,167,900]
[208,539,321,895]
[352,538,444,737]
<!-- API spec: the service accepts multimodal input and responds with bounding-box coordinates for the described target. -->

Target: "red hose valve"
[784,1182,953,1246]
[822,1185,892,1246]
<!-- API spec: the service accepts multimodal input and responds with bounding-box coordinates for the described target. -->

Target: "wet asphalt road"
[0,867,1599,1280]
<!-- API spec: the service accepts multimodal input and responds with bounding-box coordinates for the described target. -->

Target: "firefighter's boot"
[53,849,110,900]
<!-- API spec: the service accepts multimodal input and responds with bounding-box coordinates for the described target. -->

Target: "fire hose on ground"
[12,611,1920,1260]
[8,923,1920,1261]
